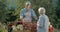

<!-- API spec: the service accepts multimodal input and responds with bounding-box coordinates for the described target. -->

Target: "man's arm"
[20,9,24,19]
[31,9,37,20]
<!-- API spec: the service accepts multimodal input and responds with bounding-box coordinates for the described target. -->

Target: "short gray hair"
[38,7,46,14]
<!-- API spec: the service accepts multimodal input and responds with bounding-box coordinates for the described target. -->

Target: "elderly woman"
[37,7,49,32]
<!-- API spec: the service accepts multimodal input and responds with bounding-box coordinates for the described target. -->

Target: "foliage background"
[0,0,60,29]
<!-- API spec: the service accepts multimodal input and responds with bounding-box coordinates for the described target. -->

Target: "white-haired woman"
[37,7,49,32]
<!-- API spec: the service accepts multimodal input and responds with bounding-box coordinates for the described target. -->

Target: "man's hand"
[34,16,37,21]
[20,16,23,19]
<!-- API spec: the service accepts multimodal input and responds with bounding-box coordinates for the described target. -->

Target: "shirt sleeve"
[20,9,24,18]
[31,9,36,17]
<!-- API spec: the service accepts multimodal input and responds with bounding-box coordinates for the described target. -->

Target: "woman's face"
[39,9,44,14]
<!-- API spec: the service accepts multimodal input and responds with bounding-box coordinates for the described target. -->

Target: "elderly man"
[20,1,37,22]
[37,7,49,32]
[20,1,37,32]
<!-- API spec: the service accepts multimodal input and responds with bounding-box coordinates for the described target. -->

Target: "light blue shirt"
[20,8,36,22]
[37,14,49,32]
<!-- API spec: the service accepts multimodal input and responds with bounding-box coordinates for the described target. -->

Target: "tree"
[0,0,17,23]
[6,7,17,22]
[55,0,60,29]
[0,0,8,22]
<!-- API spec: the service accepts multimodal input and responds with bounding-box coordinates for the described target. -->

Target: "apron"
[23,10,32,32]
[23,10,32,22]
